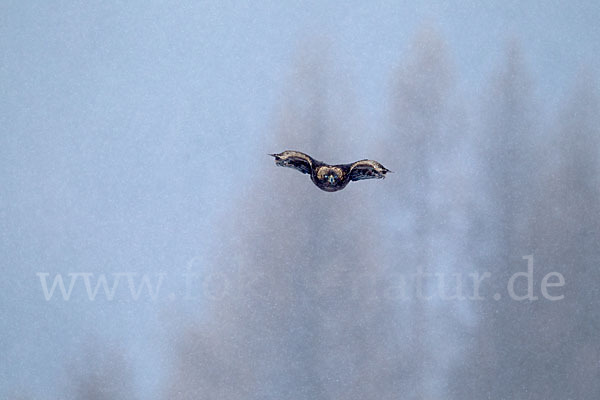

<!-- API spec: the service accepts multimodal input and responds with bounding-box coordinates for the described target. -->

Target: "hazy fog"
[1,1,599,399]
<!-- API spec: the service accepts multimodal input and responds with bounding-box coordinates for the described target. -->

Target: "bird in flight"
[269,150,390,192]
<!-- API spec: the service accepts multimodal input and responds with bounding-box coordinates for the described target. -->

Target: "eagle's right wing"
[270,150,314,175]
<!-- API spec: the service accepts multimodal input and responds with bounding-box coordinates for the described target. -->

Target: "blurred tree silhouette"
[382,27,473,399]
[527,71,600,399]
[67,344,137,400]
[450,43,600,399]
[450,41,541,400]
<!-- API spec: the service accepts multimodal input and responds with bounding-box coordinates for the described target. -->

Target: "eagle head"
[315,166,345,191]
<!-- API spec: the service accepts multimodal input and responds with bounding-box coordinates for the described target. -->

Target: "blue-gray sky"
[1,1,598,398]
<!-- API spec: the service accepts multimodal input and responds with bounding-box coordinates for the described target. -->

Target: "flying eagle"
[269,150,390,192]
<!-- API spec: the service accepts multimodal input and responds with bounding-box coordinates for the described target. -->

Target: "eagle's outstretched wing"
[270,150,315,175]
[347,159,390,181]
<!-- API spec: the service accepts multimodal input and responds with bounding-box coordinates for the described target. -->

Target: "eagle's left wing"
[347,159,390,181]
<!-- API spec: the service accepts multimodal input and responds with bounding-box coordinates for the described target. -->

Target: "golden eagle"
[269,150,390,192]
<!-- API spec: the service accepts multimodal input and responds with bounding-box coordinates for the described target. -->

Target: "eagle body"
[270,150,390,192]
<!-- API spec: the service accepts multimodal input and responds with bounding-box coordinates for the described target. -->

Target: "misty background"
[1,1,599,399]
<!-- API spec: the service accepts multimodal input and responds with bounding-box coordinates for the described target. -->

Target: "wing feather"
[347,159,390,181]
[270,150,314,175]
